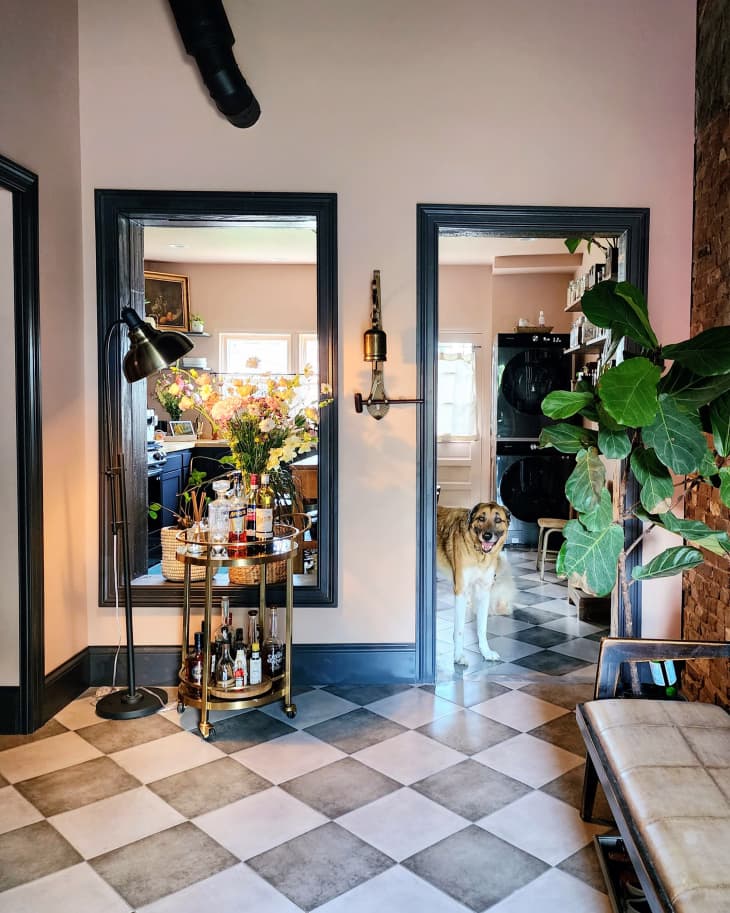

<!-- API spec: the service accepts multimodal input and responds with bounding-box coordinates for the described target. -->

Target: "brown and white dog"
[436,501,515,664]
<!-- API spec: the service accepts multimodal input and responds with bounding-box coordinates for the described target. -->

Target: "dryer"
[495,440,574,548]
[495,333,571,440]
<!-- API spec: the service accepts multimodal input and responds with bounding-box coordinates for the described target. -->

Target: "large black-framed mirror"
[96,190,338,609]
[0,153,44,733]
[416,204,650,682]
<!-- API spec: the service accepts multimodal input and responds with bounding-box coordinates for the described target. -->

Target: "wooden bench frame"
[576,637,730,913]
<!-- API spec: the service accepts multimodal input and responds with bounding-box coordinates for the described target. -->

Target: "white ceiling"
[144,223,317,264]
[439,235,580,266]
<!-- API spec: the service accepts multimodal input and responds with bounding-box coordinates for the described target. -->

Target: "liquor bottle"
[187,631,204,694]
[256,473,275,543]
[246,609,259,659]
[227,472,247,556]
[246,474,259,543]
[232,647,247,690]
[538,309,545,327]
[249,641,262,685]
[232,627,245,657]
[215,642,235,690]
[214,596,233,646]
[262,606,285,680]
[208,479,231,556]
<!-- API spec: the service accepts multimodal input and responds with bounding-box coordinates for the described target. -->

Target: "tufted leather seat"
[581,699,730,913]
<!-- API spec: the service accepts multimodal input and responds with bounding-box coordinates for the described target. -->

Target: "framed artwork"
[144,271,190,330]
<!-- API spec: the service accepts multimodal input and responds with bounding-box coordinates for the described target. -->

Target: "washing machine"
[495,440,575,548]
[495,333,572,440]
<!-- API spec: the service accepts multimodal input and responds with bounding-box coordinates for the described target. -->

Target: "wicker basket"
[161,526,206,582]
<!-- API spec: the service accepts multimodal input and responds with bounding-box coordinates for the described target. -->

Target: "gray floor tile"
[509,626,573,648]
[89,821,238,909]
[305,708,406,754]
[0,719,68,752]
[558,843,611,894]
[247,822,393,911]
[512,590,556,607]
[192,709,297,753]
[77,714,182,754]
[147,756,271,817]
[280,757,400,818]
[530,712,586,755]
[540,765,613,822]
[0,820,82,890]
[417,710,518,755]
[0,773,6,788]
[411,759,530,821]
[549,637,602,663]
[402,825,548,911]
[513,651,591,676]
[13,755,140,817]
[423,678,511,707]
[323,684,413,705]
[519,682,595,711]
[512,606,563,625]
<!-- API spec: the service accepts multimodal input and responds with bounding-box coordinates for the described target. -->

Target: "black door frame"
[416,204,650,683]
[0,154,45,733]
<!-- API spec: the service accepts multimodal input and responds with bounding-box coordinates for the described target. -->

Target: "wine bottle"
[249,641,262,685]
[227,472,247,556]
[262,606,285,680]
[246,474,259,542]
[256,473,275,543]
[188,631,204,695]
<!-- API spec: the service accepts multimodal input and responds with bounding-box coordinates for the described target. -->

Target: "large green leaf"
[598,358,660,426]
[642,394,707,474]
[579,489,613,531]
[565,448,605,513]
[555,542,567,577]
[659,512,730,556]
[696,447,719,481]
[709,390,730,457]
[542,390,594,419]
[598,427,631,459]
[663,327,730,377]
[539,424,597,454]
[581,281,658,350]
[630,447,673,514]
[564,237,582,254]
[720,468,730,509]
[562,519,624,596]
[657,362,730,409]
[631,547,704,581]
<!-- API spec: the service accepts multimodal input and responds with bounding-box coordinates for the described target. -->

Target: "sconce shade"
[364,326,387,362]
[120,306,193,382]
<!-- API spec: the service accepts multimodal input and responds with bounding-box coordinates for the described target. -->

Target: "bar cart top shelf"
[174,523,299,568]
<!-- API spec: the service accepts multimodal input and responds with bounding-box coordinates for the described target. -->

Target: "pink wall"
[66,0,696,651]
[144,261,317,373]
[492,273,573,336]
[1,0,86,674]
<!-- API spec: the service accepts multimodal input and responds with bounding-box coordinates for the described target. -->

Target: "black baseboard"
[88,646,182,688]
[0,687,21,733]
[293,643,416,684]
[43,648,88,721]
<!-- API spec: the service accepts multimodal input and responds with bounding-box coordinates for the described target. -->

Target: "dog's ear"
[504,509,511,523]
[468,504,480,526]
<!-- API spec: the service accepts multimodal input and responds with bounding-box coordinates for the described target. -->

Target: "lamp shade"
[120,307,193,382]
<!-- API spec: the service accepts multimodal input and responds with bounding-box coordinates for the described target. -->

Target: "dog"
[436,501,515,665]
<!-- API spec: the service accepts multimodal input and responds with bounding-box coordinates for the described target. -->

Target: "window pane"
[437,342,477,439]
[221,334,290,374]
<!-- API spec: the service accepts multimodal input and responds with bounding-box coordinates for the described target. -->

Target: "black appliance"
[495,440,574,548]
[495,333,571,440]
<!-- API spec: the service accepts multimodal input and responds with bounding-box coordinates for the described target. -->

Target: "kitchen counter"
[162,439,231,455]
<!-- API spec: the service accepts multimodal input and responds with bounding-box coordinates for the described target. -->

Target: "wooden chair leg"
[536,527,544,571]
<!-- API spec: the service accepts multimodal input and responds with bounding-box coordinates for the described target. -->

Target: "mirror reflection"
[139,221,322,588]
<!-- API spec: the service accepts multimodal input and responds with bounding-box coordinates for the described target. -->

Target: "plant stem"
[618,457,642,695]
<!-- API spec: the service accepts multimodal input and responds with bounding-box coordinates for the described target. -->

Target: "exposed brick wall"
[683,0,730,706]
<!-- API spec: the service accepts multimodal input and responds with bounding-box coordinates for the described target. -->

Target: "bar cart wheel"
[285,703,297,719]
[176,700,185,714]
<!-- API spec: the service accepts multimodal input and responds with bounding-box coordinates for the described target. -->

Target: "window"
[219,333,291,374]
[437,342,478,440]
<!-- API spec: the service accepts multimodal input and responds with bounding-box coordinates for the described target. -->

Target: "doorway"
[416,205,650,684]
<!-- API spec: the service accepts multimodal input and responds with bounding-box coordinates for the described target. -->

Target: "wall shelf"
[182,331,210,337]
[564,298,583,313]
[564,335,607,355]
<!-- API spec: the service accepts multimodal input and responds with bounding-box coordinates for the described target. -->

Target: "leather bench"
[576,637,730,913]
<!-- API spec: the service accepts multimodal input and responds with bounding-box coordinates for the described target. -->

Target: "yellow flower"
[190,369,198,379]
[179,395,194,411]
[302,363,314,378]
[167,382,180,396]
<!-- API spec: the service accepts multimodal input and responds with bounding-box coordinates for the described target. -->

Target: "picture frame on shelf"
[144,271,190,330]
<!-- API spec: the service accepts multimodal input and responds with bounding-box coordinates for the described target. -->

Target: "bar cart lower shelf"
[175,525,298,740]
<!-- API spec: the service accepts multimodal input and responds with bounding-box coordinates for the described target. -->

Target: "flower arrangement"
[154,366,332,491]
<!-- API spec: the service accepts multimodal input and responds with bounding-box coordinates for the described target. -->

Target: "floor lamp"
[96,307,193,720]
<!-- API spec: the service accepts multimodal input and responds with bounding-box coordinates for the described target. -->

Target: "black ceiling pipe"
[168,0,261,128]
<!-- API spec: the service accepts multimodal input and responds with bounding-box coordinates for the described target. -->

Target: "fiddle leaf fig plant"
[539,279,730,638]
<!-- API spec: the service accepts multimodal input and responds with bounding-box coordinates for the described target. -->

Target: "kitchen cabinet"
[148,449,192,567]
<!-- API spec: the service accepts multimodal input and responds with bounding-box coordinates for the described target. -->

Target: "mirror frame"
[0,153,44,732]
[96,190,338,609]
[416,204,650,682]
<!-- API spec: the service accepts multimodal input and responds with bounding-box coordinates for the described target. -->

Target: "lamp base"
[95,686,169,720]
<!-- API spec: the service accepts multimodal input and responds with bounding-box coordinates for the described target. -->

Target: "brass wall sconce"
[354,270,423,420]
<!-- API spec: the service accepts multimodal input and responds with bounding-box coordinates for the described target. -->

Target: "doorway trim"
[416,204,650,683]
[0,154,44,733]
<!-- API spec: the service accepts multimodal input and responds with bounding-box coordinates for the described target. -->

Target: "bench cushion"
[583,699,730,913]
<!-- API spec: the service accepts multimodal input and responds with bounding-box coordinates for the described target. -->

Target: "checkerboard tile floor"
[436,548,609,684]
[0,678,615,912]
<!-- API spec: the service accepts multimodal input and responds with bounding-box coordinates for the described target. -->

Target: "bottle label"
[266,647,284,674]
[191,659,203,684]
[229,507,245,534]
[255,508,274,539]
[249,657,262,685]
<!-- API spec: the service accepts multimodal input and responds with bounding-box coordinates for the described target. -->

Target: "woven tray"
[161,526,206,582]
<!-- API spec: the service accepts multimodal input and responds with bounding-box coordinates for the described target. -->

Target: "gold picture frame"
[144,271,190,330]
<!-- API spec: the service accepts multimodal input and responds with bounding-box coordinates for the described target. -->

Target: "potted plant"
[190,313,205,334]
[539,279,730,687]
[149,465,210,581]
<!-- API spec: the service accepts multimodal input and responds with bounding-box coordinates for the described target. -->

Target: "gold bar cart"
[176,525,298,740]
